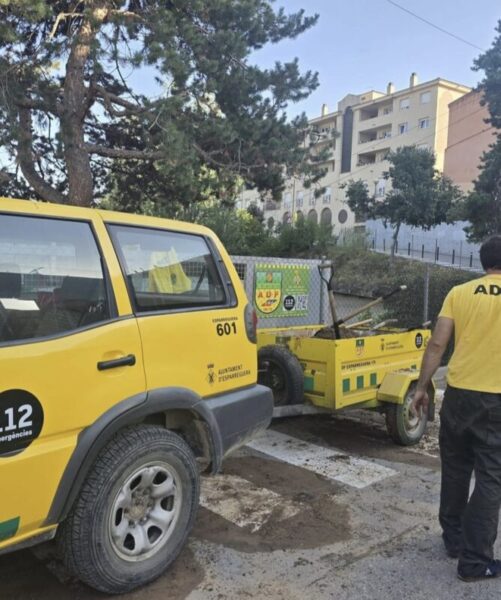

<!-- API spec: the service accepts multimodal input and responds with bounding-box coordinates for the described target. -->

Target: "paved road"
[2,385,498,600]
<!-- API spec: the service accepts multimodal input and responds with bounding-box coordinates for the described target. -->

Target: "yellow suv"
[0,197,272,593]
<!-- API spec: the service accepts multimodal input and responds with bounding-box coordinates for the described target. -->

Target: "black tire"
[57,425,199,594]
[385,384,428,446]
[258,344,304,406]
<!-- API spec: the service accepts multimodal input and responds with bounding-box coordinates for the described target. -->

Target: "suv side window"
[109,225,226,312]
[0,214,110,343]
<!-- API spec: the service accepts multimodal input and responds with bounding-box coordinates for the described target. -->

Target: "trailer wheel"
[258,345,304,406]
[385,384,428,446]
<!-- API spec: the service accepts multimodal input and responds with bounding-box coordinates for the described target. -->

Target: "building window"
[399,98,410,110]
[296,191,304,208]
[376,181,386,197]
[282,212,291,225]
[309,194,316,207]
[321,208,332,226]
[420,91,431,104]
[399,122,408,135]
[322,188,332,205]
[283,192,292,209]
[307,209,318,225]
[419,117,430,129]
[338,209,348,224]
[382,106,393,116]
[296,210,304,221]
[267,217,275,230]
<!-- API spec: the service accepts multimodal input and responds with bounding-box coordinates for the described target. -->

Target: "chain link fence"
[231,255,331,328]
[232,253,480,335]
[231,254,409,330]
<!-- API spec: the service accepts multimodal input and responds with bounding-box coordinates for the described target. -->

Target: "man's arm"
[413,317,454,412]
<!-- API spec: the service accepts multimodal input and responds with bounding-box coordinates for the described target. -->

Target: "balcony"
[357,153,376,166]
[357,105,394,134]
[264,200,279,211]
[356,145,391,167]
[359,106,378,121]
[359,102,393,122]
[358,124,392,147]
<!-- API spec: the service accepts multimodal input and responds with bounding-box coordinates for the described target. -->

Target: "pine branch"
[93,84,145,117]
[85,143,164,160]
[17,107,66,203]
[50,9,144,39]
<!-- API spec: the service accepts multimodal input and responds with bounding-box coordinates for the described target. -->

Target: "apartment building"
[443,90,496,192]
[238,74,470,231]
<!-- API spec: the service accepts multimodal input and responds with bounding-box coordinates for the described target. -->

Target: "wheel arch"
[45,387,223,527]
[377,371,436,421]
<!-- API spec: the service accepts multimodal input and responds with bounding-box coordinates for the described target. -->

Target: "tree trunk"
[60,5,107,206]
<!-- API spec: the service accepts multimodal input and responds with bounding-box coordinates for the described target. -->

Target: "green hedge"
[330,247,479,329]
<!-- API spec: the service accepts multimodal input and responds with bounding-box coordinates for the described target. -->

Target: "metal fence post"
[319,257,325,324]
[423,264,430,324]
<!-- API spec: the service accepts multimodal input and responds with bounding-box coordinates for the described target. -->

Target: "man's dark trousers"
[439,385,501,575]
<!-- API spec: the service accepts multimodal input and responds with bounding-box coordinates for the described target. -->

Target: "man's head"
[480,235,501,272]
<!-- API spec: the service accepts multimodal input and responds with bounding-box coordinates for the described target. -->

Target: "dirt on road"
[3,391,497,600]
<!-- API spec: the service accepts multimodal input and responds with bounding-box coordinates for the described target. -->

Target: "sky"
[250,0,500,119]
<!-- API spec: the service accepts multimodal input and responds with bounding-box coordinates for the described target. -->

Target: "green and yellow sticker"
[0,517,20,542]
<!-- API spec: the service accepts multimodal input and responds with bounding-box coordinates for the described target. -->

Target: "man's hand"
[413,317,453,417]
[412,389,429,417]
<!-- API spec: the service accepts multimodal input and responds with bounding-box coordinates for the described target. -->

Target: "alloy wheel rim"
[108,461,181,562]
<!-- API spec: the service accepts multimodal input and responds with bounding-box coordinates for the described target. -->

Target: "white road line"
[200,474,302,532]
[246,429,397,489]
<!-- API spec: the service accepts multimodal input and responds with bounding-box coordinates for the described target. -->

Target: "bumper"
[204,384,273,466]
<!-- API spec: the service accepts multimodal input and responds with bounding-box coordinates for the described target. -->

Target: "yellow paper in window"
[148,249,192,294]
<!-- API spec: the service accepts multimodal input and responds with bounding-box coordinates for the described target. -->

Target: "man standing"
[414,235,501,582]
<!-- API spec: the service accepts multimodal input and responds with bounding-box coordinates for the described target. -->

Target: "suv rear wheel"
[57,425,199,594]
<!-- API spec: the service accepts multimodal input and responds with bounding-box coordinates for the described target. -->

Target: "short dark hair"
[480,236,501,270]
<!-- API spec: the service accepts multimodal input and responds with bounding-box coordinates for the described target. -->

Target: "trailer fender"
[377,371,435,421]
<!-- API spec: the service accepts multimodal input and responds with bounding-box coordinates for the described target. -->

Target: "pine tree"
[0,1,328,208]
[461,20,501,241]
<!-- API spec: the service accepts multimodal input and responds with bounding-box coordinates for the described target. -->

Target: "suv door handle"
[97,354,136,371]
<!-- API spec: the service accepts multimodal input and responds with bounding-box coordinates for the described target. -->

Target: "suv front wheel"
[57,425,199,594]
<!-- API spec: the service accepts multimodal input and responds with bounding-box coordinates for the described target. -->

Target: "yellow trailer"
[257,324,435,445]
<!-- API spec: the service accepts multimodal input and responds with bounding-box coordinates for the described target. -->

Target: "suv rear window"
[0,214,110,343]
[109,225,226,312]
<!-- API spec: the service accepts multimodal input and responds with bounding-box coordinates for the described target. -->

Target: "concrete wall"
[443,91,496,192]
